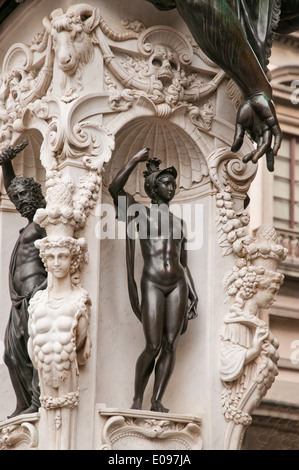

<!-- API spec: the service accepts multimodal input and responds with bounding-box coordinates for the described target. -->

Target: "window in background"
[273,136,299,230]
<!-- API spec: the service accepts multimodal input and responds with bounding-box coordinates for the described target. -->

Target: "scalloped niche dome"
[103,117,209,198]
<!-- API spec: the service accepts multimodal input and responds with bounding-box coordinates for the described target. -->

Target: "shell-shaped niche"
[103,117,208,199]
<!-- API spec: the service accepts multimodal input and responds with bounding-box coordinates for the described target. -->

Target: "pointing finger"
[251,129,272,163]
[266,149,275,172]
[231,123,245,153]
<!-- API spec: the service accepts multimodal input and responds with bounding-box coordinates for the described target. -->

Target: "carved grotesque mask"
[149,46,180,86]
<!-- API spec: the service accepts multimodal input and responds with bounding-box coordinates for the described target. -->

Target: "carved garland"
[207,146,288,448]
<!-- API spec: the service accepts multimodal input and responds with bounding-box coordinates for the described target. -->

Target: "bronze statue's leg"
[4,305,40,417]
[131,280,165,410]
[4,348,32,418]
[150,279,188,413]
[20,368,40,415]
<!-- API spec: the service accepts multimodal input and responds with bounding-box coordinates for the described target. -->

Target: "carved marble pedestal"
[0,413,39,450]
[96,405,202,450]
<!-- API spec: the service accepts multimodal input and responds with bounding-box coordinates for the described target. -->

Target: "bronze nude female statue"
[109,148,198,413]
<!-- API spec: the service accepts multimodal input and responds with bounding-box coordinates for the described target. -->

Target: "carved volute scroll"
[0,414,39,450]
[206,147,256,257]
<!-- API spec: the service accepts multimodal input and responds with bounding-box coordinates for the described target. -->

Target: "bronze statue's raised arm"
[0,141,28,193]
[108,148,150,203]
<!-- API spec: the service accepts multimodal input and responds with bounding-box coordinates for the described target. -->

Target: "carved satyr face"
[150,46,180,86]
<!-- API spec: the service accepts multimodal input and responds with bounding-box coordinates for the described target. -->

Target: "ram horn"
[66,4,101,32]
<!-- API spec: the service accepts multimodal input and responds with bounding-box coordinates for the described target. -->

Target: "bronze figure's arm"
[173,0,282,171]
[180,235,198,320]
[108,147,150,203]
[0,141,29,193]
[176,0,272,99]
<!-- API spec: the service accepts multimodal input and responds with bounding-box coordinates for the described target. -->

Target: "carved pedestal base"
[0,413,39,450]
[96,405,202,450]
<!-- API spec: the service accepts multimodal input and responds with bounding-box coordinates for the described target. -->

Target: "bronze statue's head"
[143,158,177,203]
[7,177,46,220]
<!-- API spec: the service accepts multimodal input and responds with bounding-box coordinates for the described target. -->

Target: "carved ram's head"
[43,4,100,75]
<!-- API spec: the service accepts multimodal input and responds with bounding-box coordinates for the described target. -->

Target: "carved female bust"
[220,260,283,383]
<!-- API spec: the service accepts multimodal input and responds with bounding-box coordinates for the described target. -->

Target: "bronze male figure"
[0,141,47,417]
